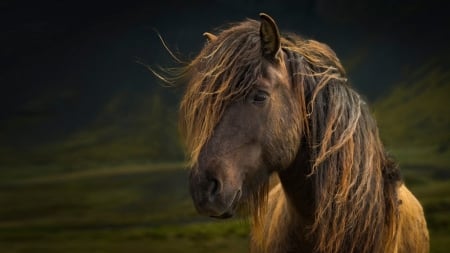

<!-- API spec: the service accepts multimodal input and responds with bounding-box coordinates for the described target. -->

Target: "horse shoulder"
[397,184,430,253]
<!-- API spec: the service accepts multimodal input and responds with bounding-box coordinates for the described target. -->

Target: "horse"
[175,13,429,253]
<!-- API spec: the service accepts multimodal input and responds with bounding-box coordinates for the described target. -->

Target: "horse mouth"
[210,190,241,219]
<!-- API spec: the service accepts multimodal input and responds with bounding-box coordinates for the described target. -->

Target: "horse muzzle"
[189,166,242,219]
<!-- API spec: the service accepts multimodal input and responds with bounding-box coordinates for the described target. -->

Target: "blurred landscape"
[1,1,449,252]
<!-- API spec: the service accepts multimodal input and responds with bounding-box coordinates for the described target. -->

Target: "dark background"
[1,0,448,153]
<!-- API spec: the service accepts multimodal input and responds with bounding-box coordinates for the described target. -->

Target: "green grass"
[402,164,450,253]
[0,161,448,252]
[371,63,450,252]
[0,162,249,253]
[0,221,249,253]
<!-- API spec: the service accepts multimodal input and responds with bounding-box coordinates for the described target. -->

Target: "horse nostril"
[207,178,221,200]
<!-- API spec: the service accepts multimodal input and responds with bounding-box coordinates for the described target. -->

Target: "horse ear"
[203,32,217,43]
[259,13,281,61]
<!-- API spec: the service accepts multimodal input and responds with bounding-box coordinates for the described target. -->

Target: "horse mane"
[281,34,402,252]
[178,19,402,253]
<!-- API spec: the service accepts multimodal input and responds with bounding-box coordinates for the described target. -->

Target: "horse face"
[189,59,301,218]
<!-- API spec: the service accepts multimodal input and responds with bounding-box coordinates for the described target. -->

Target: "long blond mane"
[282,33,401,252]
[179,19,402,253]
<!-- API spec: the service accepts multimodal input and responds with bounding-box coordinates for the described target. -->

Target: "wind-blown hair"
[281,34,401,252]
[178,19,406,253]
[180,20,263,167]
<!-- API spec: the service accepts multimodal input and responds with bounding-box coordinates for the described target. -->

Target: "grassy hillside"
[0,162,249,253]
[0,90,183,167]
[0,162,448,252]
[53,91,183,163]
[374,63,450,252]
[374,64,450,167]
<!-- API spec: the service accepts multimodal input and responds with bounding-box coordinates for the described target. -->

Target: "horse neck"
[277,143,315,222]
[265,144,316,253]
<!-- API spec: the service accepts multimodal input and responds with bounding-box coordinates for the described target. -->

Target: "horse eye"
[252,90,269,104]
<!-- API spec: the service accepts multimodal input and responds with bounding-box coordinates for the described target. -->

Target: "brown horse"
[176,13,429,253]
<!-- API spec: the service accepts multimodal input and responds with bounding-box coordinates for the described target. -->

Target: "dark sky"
[0,0,449,146]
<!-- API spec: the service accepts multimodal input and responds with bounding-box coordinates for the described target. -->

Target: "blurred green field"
[402,165,450,253]
[0,160,448,253]
[0,162,249,253]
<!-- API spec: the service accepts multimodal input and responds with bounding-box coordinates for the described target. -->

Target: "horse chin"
[210,189,241,219]
[210,212,234,219]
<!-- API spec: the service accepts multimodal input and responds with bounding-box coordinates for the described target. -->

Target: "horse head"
[185,14,301,218]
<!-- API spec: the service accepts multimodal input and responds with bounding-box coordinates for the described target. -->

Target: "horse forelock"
[180,20,264,167]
